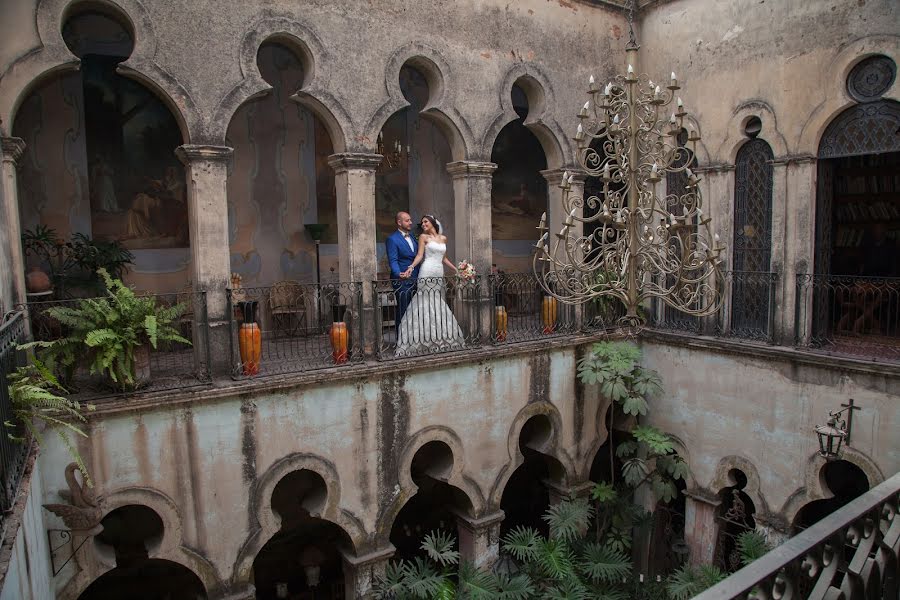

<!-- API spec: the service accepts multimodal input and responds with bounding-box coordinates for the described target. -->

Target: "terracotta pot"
[239,323,261,376]
[25,266,51,293]
[541,296,557,334]
[495,306,508,342]
[330,322,348,364]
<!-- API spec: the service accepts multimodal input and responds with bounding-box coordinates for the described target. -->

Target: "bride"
[396,215,465,356]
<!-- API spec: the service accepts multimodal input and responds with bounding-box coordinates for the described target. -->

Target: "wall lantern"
[815,399,860,460]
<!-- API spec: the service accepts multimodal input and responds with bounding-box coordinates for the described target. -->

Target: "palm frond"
[543,498,593,542]
[457,561,500,598]
[421,530,460,567]
[578,542,631,583]
[502,526,541,563]
[736,530,771,565]
[496,573,535,600]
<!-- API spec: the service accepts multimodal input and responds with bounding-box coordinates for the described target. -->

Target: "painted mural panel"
[82,56,187,250]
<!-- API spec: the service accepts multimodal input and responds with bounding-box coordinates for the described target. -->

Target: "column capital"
[328,152,383,173]
[176,144,233,164]
[453,510,505,532]
[684,486,722,507]
[209,583,255,600]
[544,479,594,501]
[1,137,26,164]
[446,160,497,179]
[540,168,587,185]
[340,545,396,568]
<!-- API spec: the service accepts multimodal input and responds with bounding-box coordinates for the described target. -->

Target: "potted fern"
[30,269,189,391]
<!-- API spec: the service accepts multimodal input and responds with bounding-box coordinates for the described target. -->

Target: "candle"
[677,97,684,110]
[613,114,620,125]
[605,82,613,96]
[651,163,659,177]
[627,64,634,77]
[603,163,610,179]
[654,85,661,98]
[575,123,584,141]
[671,71,677,87]
[568,174,576,186]
[589,74,597,91]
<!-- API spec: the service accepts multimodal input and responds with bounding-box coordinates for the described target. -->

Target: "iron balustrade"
[718,271,779,343]
[15,291,210,398]
[227,281,364,377]
[796,274,900,363]
[693,471,900,600]
[0,312,31,537]
[374,276,481,360]
[489,273,578,343]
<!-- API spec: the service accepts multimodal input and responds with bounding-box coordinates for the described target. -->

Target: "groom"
[385,211,420,329]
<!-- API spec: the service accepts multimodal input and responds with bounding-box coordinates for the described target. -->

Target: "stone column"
[447,161,497,342]
[541,168,586,328]
[544,480,594,507]
[1,137,27,312]
[341,546,394,600]
[683,489,721,567]
[176,144,234,375]
[455,510,504,570]
[328,153,381,354]
[780,156,817,346]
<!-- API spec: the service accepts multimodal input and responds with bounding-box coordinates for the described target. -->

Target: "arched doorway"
[252,469,351,600]
[811,56,900,354]
[225,41,338,288]
[792,460,870,532]
[15,7,190,294]
[490,83,548,274]
[375,63,455,278]
[712,469,757,573]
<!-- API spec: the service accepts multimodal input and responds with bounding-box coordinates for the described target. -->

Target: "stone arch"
[488,402,574,510]
[1,0,198,142]
[780,448,885,526]
[375,426,486,542]
[231,453,366,586]
[797,37,900,156]
[482,64,569,168]
[707,455,770,518]
[209,16,350,151]
[717,100,789,165]
[580,398,613,483]
[57,487,220,600]
[363,42,473,160]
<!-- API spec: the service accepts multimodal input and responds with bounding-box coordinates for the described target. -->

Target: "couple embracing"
[385,211,465,356]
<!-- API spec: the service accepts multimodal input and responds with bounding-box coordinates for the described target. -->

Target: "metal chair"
[268,280,308,337]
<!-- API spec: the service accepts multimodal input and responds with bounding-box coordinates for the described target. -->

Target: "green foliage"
[423,530,461,567]
[30,269,189,390]
[543,497,594,543]
[6,358,95,486]
[736,530,771,566]
[665,564,727,600]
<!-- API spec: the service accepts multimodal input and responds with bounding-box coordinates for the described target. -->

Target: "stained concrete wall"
[35,345,607,598]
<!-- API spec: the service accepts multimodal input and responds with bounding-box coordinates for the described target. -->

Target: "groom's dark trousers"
[385,230,420,329]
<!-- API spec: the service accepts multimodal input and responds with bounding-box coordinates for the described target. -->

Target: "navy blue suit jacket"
[385,230,420,281]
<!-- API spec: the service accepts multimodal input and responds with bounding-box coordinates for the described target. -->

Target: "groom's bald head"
[396,211,412,232]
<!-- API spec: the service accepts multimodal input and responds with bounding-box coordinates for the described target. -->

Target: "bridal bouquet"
[456,260,477,282]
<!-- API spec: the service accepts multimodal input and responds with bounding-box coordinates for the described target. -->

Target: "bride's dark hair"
[416,214,440,236]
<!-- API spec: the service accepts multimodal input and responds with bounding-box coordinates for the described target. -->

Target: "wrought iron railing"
[16,291,210,397]
[649,297,703,334]
[693,471,900,600]
[489,273,578,343]
[227,282,364,377]
[717,271,778,343]
[0,312,31,534]
[795,274,900,363]
[374,276,481,360]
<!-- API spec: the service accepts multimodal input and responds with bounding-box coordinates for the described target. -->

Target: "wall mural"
[83,56,187,250]
[226,43,338,285]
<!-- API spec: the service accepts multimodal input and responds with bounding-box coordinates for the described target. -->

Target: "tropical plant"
[6,357,95,485]
[24,269,189,390]
[665,564,727,600]
[735,530,771,566]
[374,498,633,600]
[577,341,688,550]
[21,227,134,297]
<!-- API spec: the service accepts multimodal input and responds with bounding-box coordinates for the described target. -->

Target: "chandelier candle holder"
[533,44,724,326]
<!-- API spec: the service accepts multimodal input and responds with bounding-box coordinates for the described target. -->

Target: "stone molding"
[0,137,26,164]
[176,144,234,164]
[544,479,594,500]
[453,510,505,533]
[540,168,588,185]
[693,163,735,174]
[684,486,722,506]
[446,160,497,179]
[327,152,383,173]
[769,154,816,166]
[340,545,396,569]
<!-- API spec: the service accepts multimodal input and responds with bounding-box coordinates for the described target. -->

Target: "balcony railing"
[796,274,900,363]
[227,282,364,377]
[374,276,481,360]
[16,291,210,397]
[0,312,32,536]
[718,271,778,343]
[693,471,900,600]
[489,273,578,343]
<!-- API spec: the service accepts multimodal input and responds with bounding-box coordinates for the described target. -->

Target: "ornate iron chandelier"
[533,1,724,325]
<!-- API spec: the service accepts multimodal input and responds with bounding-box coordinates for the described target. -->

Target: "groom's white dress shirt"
[399,229,414,252]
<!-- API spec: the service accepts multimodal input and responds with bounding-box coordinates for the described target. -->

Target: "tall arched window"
[662,130,699,330]
[732,138,774,333]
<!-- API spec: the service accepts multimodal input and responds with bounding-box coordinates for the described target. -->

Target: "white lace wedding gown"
[396,241,465,356]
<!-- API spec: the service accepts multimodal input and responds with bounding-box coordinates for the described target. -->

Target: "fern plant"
[6,357,95,485]
[25,269,189,390]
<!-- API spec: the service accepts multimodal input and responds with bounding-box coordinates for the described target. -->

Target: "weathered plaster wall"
[641,337,899,526]
[35,345,607,597]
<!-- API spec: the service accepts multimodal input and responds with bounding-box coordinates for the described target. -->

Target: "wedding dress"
[396,241,465,356]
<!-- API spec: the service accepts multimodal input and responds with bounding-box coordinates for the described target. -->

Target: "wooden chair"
[268,280,308,337]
